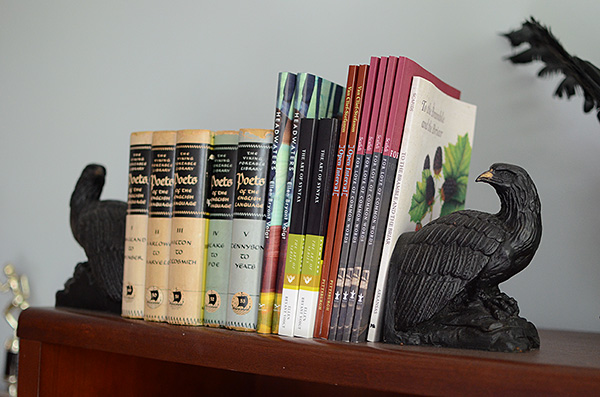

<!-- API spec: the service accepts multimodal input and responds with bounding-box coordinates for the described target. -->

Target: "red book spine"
[339,56,398,341]
[312,65,357,337]
[328,57,387,340]
[315,63,369,338]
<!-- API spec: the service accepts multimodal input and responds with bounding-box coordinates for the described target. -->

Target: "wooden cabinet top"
[17,307,600,396]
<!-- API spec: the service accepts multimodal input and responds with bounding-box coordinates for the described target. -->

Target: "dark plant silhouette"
[503,17,600,122]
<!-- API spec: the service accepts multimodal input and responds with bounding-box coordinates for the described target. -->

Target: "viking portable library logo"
[204,290,221,313]
[169,289,183,306]
[231,292,252,315]
[145,286,163,307]
[124,284,135,300]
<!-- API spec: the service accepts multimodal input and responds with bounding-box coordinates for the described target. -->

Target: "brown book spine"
[312,65,357,338]
[321,58,379,339]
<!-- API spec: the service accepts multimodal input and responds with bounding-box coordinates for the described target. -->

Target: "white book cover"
[367,76,476,342]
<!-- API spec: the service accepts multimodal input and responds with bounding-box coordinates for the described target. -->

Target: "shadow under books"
[383,163,542,353]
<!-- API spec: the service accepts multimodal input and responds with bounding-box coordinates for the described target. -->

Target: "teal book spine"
[226,129,273,331]
[202,130,239,327]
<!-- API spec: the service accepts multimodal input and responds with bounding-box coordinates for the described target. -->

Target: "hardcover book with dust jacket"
[122,131,153,319]
[226,128,273,331]
[144,130,177,322]
[203,130,239,327]
[166,129,213,326]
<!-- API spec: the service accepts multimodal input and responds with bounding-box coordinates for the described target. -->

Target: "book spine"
[349,57,404,342]
[272,73,344,333]
[322,57,379,339]
[329,57,388,340]
[271,73,314,334]
[257,72,296,334]
[122,131,153,319]
[203,131,239,327]
[366,64,463,342]
[316,64,370,338]
[339,57,398,342]
[294,118,340,338]
[144,130,177,322]
[312,65,357,338]
[226,128,273,331]
[320,60,378,338]
[166,130,212,326]
[277,118,318,337]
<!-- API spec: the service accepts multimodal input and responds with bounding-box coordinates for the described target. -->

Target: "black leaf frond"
[503,17,600,123]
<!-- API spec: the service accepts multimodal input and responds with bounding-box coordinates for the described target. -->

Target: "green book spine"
[226,128,273,331]
[166,129,212,326]
[122,131,153,319]
[144,130,177,322]
[277,118,318,336]
[203,131,239,327]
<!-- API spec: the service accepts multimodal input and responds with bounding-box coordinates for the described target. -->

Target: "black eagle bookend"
[383,163,542,352]
[56,164,126,314]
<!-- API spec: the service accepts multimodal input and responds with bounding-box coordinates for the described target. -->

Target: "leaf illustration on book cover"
[409,167,435,229]
[440,133,471,217]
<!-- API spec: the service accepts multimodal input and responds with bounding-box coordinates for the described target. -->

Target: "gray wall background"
[1,1,599,345]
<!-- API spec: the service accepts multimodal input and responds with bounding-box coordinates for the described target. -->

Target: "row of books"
[121,55,477,344]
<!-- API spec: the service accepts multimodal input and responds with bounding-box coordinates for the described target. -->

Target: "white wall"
[1,1,599,346]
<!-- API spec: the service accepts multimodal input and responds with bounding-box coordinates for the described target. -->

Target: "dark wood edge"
[17,307,600,396]
[17,339,41,396]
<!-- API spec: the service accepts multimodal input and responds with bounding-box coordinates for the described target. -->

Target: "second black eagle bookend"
[56,164,127,314]
[383,163,542,352]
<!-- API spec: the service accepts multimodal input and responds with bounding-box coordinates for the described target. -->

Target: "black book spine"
[350,154,398,342]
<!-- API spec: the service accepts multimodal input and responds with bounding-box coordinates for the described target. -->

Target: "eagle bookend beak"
[476,170,494,183]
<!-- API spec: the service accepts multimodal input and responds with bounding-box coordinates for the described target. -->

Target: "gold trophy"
[1,264,30,397]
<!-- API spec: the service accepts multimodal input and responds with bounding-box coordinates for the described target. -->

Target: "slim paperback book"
[257,72,297,334]
[272,73,344,334]
[277,118,319,337]
[353,58,461,342]
[312,64,358,337]
[359,56,462,342]
[320,59,378,338]
[367,76,475,342]
[293,118,340,338]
